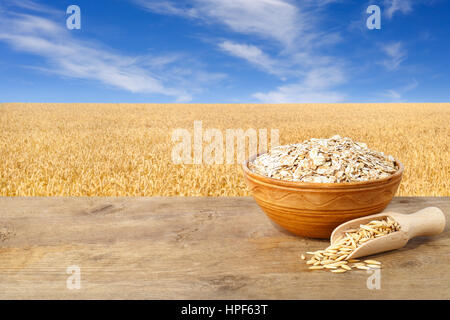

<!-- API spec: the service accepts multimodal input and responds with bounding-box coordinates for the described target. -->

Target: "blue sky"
[0,0,450,103]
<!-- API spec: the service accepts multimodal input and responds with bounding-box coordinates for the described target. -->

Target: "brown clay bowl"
[242,155,404,239]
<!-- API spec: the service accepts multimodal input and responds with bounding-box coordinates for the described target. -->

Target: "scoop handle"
[406,207,446,238]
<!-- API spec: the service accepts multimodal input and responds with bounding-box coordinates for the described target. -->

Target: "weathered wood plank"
[0,197,448,299]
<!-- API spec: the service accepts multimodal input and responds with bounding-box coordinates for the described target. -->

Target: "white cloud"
[253,86,345,103]
[403,78,418,91]
[384,89,403,101]
[134,0,347,102]
[253,66,346,103]
[384,0,413,19]
[382,79,418,102]
[303,67,345,89]
[218,39,345,84]
[380,42,407,70]
[218,41,281,76]
[2,0,63,16]
[133,0,198,18]
[134,0,309,48]
[0,4,225,101]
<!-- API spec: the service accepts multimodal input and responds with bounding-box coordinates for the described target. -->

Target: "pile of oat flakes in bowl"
[249,135,398,183]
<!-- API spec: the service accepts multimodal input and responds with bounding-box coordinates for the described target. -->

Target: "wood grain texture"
[0,197,448,300]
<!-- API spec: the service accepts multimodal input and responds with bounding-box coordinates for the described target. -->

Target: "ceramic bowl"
[242,155,404,239]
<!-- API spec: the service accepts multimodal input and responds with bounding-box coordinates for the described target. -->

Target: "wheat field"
[0,103,448,196]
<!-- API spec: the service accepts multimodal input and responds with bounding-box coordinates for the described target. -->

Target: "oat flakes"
[249,135,398,183]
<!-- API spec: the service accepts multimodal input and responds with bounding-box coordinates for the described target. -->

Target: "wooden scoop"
[330,207,446,259]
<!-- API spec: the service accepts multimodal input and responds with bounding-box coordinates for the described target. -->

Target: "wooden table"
[0,197,448,299]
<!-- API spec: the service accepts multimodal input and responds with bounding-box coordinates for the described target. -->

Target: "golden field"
[0,103,449,196]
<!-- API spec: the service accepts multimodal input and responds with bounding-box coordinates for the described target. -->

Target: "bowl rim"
[242,153,404,189]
